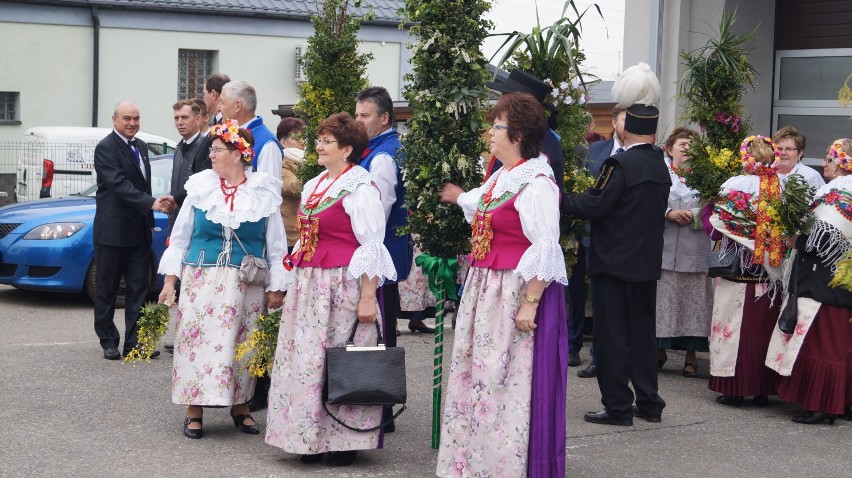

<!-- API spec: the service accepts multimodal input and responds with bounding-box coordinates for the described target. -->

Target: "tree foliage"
[295,0,374,183]
[400,0,493,257]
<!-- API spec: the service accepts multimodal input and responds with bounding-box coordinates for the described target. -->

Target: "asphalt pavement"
[0,284,849,477]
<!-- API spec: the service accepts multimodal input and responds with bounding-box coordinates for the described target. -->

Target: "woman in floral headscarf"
[702,135,784,407]
[765,138,852,424]
[158,120,288,439]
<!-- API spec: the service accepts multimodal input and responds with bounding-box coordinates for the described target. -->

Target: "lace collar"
[667,162,697,200]
[720,174,761,197]
[301,165,373,203]
[185,169,283,229]
[484,155,555,198]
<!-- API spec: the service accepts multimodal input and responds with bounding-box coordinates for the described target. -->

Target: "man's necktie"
[128,138,145,178]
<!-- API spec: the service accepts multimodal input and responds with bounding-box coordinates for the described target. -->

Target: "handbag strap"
[346,316,385,346]
[322,403,405,433]
[229,227,266,258]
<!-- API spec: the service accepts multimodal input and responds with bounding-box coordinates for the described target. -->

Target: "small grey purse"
[231,229,270,287]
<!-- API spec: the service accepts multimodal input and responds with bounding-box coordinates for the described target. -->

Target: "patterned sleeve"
[342,183,398,284]
[514,175,568,284]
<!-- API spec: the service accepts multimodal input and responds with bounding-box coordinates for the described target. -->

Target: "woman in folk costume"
[656,127,714,377]
[766,138,852,424]
[157,120,288,439]
[437,92,568,478]
[264,113,396,467]
[702,135,784,407]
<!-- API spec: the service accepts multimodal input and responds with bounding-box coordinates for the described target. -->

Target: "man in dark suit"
[168,99,212,235]
[93,101,175,360]
[573,105,627,378]
[563,90,670,425]
[202,73,231,125]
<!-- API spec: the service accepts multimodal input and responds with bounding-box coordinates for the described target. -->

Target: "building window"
[0,92,19,122]
[177,49,216,100]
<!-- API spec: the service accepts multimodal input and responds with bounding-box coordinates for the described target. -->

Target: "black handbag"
[707,248,740,278]
[778,252,799,335]
[323,318,406,432]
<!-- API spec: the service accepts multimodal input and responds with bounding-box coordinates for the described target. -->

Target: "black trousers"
[93,244,151,354]
[567,244,588,353]
[381,282,400,348]
[591,275,665,419]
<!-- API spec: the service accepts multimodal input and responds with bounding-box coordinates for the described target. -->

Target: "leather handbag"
[231,229,270,287]
[707,248,740,278]
[323,318,406,432]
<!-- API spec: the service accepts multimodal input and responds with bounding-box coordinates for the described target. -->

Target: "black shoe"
[568,351,581,367]
[230,408,260,434]
[299,453,324,463]
[584,409,632,426]
[326,450,357,467]
[792,411,836,425]
[682,362,698,378]
[183,417,203,439]
[164,343,174,355]
[632,405,661,423]
[577,363,597,378]
[103,347,121,360]
[843,406,852,421]
[408,322,435,333]
[752,395,770,407]
[715,395,744,407]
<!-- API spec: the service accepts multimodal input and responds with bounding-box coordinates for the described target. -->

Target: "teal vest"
[182,208,267,267]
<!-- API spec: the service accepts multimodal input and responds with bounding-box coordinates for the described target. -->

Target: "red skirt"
[776,303,852,414]
[709,282,780,397]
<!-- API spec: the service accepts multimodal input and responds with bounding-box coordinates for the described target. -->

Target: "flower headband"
[211,119,253,162]
[829,138,852,171]
[740,134,780,175]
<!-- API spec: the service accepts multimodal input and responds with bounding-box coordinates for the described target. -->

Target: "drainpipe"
[648,0,664,82]
[91,7,100,127]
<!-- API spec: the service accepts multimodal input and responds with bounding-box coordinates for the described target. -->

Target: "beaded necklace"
[220,176,247,211]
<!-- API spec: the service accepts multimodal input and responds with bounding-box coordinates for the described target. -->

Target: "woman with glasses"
[157,119,288,439]
[437,92,568,478]
[773,126,825,190]
[264,112,396,467]
[766,138,852,424]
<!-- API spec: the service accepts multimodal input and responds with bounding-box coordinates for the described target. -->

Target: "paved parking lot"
[0,284,849,477]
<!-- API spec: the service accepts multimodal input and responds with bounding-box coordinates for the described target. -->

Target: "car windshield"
[77,155,173,198]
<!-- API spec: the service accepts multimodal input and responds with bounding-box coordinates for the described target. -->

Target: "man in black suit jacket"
[93,101,174,360]
[563,102,671,426]
[168,99,212,234]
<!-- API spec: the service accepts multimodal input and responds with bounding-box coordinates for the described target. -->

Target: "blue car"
[0,155,173,306]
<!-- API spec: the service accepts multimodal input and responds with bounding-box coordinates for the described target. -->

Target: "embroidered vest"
[469,189,531,270]
[246,116,283,172]
[359,129,411,282]
[183,208,267,267]
[290,193,359,269]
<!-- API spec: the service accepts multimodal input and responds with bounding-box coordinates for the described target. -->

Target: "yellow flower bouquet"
[234,309,281,378]
[124,302,170,363]
[682,136,742,204]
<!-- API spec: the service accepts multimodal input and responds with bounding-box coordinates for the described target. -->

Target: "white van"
[15,127,176,202]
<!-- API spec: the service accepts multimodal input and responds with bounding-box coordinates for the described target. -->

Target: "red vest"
[291,195,358,269]
[470,192,531,270]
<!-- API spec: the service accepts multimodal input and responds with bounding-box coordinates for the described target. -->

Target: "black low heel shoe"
[715,395,744,407]
[752,395,770,407]
[844,406,852,421]
[792,411,836,425]
[408,322,435,333]
[183,417,203,439]
[299,453,324,463]
[230,409,260,434]
[326,450,357,467]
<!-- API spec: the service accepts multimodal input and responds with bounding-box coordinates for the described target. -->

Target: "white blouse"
[158,169,290,292]
[295,165,397,285]
[456,156,568,285]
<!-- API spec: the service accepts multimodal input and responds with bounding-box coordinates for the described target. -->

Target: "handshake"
[152,195,177,213]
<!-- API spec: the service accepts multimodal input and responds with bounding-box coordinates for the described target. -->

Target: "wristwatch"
[523,294,540,304]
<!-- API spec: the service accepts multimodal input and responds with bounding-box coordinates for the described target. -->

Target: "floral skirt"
[171,266,264,406]
[264,266,383,454]
[437,268,535,478]
[399,246,437,319]
[656,270,713,338]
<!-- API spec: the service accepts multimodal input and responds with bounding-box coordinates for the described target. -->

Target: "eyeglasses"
[490,124,509,131]
[208,147,230,155]
[780,147,799,153]
[315,139,338,146]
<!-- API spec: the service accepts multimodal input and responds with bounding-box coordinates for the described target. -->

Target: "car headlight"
[23,222,86,240]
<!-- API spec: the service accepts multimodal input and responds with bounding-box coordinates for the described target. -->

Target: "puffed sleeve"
[264,209,290,292]
[457,182,490,222]
[342,183,397,284]
[515,175,568,284]
[157,199,195,276]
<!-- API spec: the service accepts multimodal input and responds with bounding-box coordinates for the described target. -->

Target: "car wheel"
[85,260,127,309]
